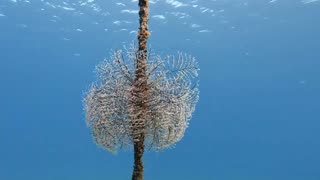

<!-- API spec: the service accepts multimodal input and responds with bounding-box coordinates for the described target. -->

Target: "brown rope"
[132,1,150,180]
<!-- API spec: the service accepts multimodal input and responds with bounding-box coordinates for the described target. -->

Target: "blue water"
[1,0,320,179]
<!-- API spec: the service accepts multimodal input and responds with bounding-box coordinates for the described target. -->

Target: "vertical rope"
[132,1,150,180]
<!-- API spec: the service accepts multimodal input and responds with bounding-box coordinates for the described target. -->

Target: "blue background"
[0,0,320,179]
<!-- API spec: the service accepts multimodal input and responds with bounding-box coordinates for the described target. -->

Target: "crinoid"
[84,45,199,152]
[83,0,199,179]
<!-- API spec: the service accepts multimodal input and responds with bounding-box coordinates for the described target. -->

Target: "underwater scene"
[0,0,320,180]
